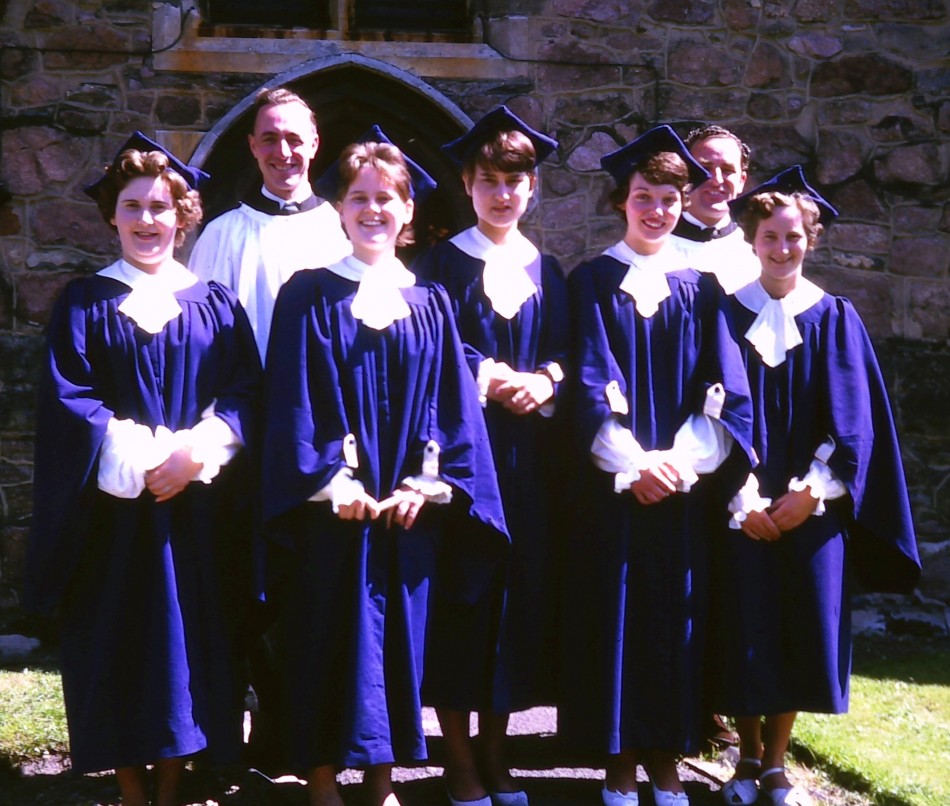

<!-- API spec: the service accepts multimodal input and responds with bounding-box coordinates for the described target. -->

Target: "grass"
[0,667,69,763]
[793,636,950,806]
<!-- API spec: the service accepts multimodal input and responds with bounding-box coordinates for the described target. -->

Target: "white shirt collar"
[326,254,415,330]
[451,226,541,319]
[97,259,198,333]
[734,278,824,367]
[604,240,684,318]
[261,183,313,209]
[681,210,733,233]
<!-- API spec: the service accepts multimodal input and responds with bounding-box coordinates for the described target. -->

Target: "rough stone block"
[844,0,946,21]
[155,94,202,127]
[13,270,83,326]
[874,143,946,187]
[43,24,128,70]
[0,208,21,238]
[817,97,874,125]
[566,132,618,172]
[788,32,843,57]
[747,93,783,120]
[1,127,88,195]
[649,0,715,24]
[812,55,913,97]
[722,0,757,29]
[816,129,867,184]
[906,280,950,341]
[31,201,114,253]
[893,205,943,235]
[553,0,641,25]
[828,179,888,222]
[828,223,890,254]
[744,42,788,88]
[669,39,743,86]
[794,0,838,22]
[10,75,61,108]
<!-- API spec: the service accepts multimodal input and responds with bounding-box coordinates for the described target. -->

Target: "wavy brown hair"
[737,191,823,252]
[94,149,202,247]
[608,151,691,219]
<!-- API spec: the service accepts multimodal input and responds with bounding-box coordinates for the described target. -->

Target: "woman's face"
[111,175,181,273]
[621,171,683,255]
[338,166,413,264]
[753,203,808,297]
[464,165,535,241]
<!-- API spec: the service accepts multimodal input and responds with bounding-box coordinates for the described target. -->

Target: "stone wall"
[1,0,948,606]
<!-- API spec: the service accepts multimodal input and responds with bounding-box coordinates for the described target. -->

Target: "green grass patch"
[793,637,950,806]
[0,667,69,763]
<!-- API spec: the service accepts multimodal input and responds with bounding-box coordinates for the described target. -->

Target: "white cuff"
[309,467,366,512]
[666,413,734,492]
[788,438,847,516]
[400,439,453,504]
[728,473,772,529]
[185,413,242,483]
[97,418,163,499]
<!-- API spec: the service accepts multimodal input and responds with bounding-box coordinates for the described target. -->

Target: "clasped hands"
[739,487,817,541]
[144,447,202,503]
[337,486,427,529]
[486,362,553,415]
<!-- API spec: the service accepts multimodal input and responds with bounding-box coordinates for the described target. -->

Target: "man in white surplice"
[189,86,351,361]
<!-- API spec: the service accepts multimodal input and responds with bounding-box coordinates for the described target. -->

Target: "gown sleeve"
[821,299,920,592]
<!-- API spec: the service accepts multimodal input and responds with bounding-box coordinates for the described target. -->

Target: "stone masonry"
[1,0,948,610]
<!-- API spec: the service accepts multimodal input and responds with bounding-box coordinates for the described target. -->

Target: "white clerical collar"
[327,254,415,330]
[261,184,312,210]
[681,210,733,233]
[451,226,541,319]
[97,259,198,334]
[734,278,824,367]
[604,240,682,318]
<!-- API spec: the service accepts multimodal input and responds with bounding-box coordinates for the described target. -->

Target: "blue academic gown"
[24,274,261,774]
[559,256,754,757]
[261,268,508,771]
[414,242,568,713]
[707,292,920,716]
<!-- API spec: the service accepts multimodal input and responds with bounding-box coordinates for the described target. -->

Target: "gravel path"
[1,707,872,806]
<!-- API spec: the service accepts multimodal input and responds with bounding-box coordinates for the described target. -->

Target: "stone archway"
[191,54,475,260]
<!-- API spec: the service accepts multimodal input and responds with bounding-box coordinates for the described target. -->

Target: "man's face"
[688,136,747,226]
[248,102,319,200]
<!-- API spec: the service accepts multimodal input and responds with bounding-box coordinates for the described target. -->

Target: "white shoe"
[760,768,813,806]
[721,758,761,805]
[652,785,689,806]
[602,784,639,806]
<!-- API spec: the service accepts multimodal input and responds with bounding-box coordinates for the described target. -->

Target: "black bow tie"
[673,218,738,242]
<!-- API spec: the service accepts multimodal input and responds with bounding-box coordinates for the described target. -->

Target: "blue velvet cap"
[729,165,839,226]
[315,124,437,202]
[83,130,209,199]
[600,124,710,188]
[441,105,558,168]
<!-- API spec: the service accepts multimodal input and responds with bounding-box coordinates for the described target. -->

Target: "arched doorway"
[191,54,475,261]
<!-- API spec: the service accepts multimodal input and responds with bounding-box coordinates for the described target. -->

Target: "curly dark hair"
[737,191,823,252]
[607,151,691,219]
[685,124,751,171]
[94,149,202,247]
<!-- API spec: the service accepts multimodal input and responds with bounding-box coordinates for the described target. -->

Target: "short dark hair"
[608,151,691,217]
[250,87,317,134]
[737,191,823,252]
[461,130,537,181]
[685,125,751,171]
[94,149,202,247]
[336,141,415,247]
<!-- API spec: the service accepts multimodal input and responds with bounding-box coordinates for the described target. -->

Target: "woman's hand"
[337,492,381,522]
[383,487,427,530]
[145,447,202,503]
[493,371,554,415]
[630,462,679,505]
[739,509,782,541]
[768,488,817,533]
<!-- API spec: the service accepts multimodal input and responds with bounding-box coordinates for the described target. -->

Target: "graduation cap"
[83,131,209,200]
[728,165,839,226]
[600,124,710,188]
[441,105,559,167]
[315,125,437,202]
